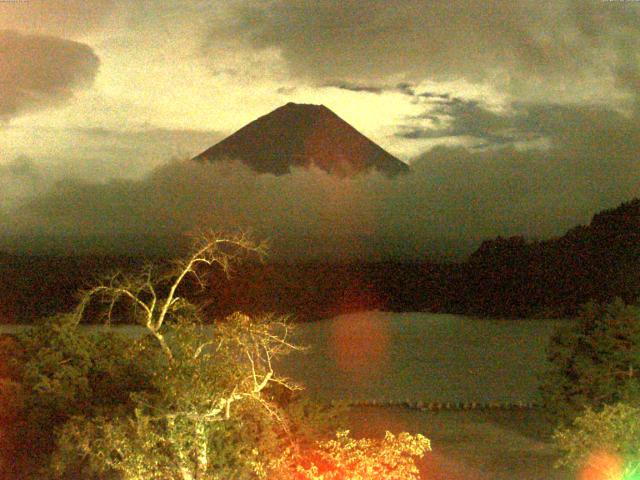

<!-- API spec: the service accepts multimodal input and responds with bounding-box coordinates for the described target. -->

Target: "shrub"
[541,298,640,423]
[4,314,153,479]
[280,430,430,480]
[555,402,640,479]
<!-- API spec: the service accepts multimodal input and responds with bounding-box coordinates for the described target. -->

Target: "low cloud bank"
[3,142,638,260]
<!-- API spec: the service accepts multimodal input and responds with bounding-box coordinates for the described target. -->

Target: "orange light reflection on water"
[329,310,389,385]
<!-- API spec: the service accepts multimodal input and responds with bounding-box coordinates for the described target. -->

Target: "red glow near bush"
[579,451,623,480]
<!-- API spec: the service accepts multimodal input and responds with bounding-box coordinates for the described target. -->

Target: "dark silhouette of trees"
[2,198,640,322]
[541,299,640,423]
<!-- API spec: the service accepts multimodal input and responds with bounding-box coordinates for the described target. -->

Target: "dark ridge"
[193,102,409,176]
[458,198,640,317]
[3,198,640,323]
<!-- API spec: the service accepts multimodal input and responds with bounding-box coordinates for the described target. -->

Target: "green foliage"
[541,298,640,423]
[18,315,149,416]
[555,402,640,479]
[0,332,24,379]
[42,313,304,480]
[2,314,153,479]
[5,234,430,479]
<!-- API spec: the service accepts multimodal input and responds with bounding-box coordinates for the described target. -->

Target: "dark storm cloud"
[324,82,386,94]
[397,97,522,145]
[3,101,639,259]
[209,0,640,89]
[0,31,100,120]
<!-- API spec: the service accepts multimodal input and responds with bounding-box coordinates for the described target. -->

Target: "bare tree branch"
[74,231,266,364]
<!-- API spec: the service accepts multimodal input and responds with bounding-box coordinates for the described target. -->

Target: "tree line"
[2,198,639,322]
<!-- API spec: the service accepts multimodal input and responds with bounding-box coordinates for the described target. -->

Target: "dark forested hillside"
[0,256,457,323]
[1,199,639,323]
[0,255,148,323]
[458,199,640,317]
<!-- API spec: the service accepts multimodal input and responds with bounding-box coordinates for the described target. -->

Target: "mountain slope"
[193,102,409,176]
[460,198,640,316]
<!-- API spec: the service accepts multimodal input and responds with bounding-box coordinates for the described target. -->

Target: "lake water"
[1,311,569,404]
[277,311,568,404]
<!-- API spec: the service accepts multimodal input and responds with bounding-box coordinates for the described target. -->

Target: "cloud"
[0,157,40,179]
[417,92,450,100]
[0,126,223,211]
[0,31,100,120]
[64,127,223,179]
[393,91,640,157]
[208,0,639,102]
[324,81,431,97]
[0,157,49,210]
[2,99,639,260]
[324,82,386,94]
[72,127,224,168]
[396,97,519,144]
[0,0,115,36]
[0,125,222,212]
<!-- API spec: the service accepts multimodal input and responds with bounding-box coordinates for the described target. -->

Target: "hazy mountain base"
[2,198,639,323]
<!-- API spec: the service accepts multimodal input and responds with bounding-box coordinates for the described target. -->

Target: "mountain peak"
[193,103,409,176]
[283,101,322,107]
[281,101,328,111]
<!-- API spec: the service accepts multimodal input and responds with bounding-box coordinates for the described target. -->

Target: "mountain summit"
[193,102,409,176]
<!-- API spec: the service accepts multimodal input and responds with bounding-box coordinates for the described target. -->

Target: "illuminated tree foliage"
[0,314,149,479]
[43,233,305,480]
[555,402,640,480]
[281,430,430,480]
[51,313,307,480]
[3,232,430,480]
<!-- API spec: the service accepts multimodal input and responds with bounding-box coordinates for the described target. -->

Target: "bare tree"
[63,231,305,480]
[75,231,265,360]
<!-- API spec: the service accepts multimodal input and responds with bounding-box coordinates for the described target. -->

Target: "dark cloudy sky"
[1,0,640,258]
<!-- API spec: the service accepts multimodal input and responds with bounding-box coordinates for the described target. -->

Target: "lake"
[1,311,568,404]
